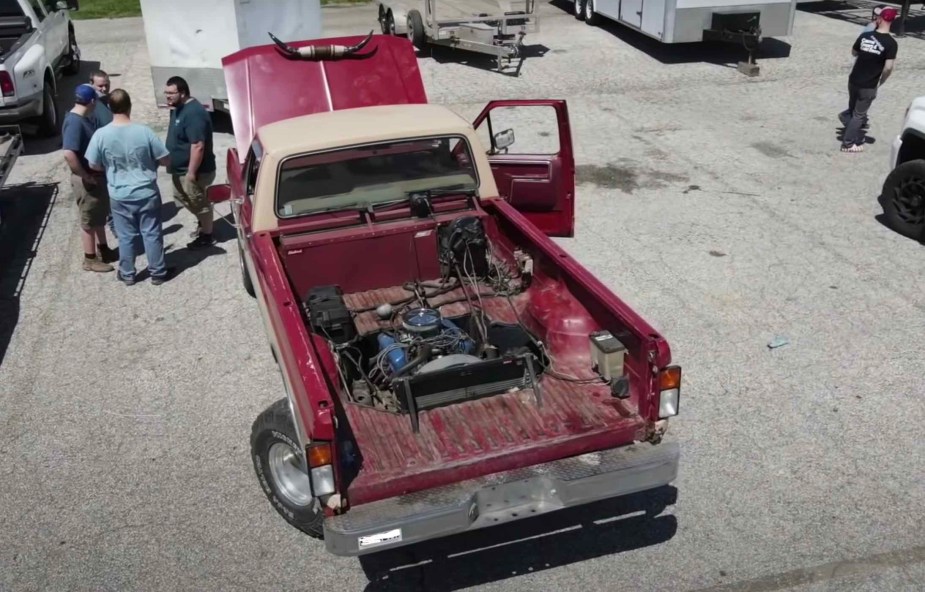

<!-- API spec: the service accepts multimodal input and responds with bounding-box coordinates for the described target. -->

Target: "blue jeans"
[110,194,166,279]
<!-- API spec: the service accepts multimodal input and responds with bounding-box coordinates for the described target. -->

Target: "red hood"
[221,34,428,160]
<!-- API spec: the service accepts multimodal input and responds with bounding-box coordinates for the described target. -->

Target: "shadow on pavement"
[547,0,791,67]
[0,182,58,368]
[359,486,679,591]
[425,44,551,77]
[22,61,103,156]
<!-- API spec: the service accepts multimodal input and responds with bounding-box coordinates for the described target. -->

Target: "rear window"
[276,136,478,217]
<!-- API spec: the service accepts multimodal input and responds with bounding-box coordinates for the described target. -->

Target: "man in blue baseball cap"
[62,84,116,272]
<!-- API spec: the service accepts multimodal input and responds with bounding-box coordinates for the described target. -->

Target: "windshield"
[276,136,478,217]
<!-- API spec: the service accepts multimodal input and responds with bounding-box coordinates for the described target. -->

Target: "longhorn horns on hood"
[268,30,375,60]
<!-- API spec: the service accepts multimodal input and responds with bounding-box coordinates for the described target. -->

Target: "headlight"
[659,388,680,418]
[310,465,336,496]
[657,366,681,419]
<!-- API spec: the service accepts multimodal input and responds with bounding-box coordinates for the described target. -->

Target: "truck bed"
[340,282,646,506]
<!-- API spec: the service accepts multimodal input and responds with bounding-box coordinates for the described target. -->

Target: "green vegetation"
[71,0,141,20]
[69,0,369,20]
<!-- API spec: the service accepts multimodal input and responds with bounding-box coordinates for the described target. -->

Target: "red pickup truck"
[207,32,682,556]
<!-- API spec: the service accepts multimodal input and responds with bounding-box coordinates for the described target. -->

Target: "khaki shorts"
[71,173,110,231]
[172,170,216,216]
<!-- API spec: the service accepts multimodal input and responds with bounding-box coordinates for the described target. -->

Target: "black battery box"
[304,285,357,344]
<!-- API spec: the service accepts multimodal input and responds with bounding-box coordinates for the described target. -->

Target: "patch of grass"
[71,0,141,20]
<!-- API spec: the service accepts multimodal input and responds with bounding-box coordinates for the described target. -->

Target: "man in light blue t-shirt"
[86,89,174,286]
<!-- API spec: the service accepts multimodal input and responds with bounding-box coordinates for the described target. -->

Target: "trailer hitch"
[703,13,762,77]
[268,30,376,60]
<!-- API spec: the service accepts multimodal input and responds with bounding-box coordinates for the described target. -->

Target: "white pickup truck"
[0,0,81,137]
[881,94,925,242]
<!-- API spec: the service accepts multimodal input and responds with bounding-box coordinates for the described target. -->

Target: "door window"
[476,105,560,155]
[26,0,47,21]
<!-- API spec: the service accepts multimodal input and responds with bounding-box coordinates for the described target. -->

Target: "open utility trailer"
[377,0,539,73]
[0,125,23,229]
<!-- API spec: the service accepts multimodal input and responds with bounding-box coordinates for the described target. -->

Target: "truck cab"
[209,33,681,556]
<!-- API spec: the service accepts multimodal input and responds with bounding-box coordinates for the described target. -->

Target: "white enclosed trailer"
[139,0,323,112]
[574,0,798,74]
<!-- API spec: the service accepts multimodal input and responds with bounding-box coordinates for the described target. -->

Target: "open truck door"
[473,100,575,237]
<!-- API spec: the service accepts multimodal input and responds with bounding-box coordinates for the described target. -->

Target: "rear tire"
[250,398,324,539]
[407,10,426,48]
[881,159,925,240]
[573,0,586,20]
[36,82,59,138]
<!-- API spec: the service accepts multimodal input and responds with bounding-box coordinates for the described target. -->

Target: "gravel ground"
[1,2,923,591]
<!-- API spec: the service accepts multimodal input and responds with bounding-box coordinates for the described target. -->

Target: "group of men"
[840,5,899,153]
[61,72,218,285]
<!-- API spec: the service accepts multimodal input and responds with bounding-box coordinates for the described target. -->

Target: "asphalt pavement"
[0,2,923,591]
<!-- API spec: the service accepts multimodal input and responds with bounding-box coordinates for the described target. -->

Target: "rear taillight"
[0,72,14,97]
[657,366,681,418]
[307,442,335,496]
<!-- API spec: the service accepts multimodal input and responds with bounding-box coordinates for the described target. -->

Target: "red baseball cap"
[880,7,898,21]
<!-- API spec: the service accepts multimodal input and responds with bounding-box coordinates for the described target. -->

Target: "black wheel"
[36,81,59,137]
[584,0,599,25]
[407,9,425,48]
[378,5,388,34]
[573,0,586,20]
[251,398,324,539]
[386,10,396,35]
[238,242,256,298]
[881,159,925,240]
[63,27,80,76]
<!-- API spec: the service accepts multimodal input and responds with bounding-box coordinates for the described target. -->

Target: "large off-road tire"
[881,159,925,240]
[407,10,426,48]
[573,0,586,20]
[250,397,324,539]
[584,0,600,25]
[238,242,256,298]
[36,81,59,138]
[63,27,80,76]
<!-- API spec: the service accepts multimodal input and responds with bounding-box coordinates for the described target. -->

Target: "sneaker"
[99,246,119,264]
[151,267,177,285]
[186,233,215,250]
[83,257,114,273]
[116,270,136,286]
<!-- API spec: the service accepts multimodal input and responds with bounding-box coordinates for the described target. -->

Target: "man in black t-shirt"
[841,7,898,153]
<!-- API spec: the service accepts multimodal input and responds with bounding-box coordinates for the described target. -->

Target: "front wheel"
[63,28,80,76]
[251,398,324,538]
[573,0,586,20]
[584,0,600,25]
[238,241,256,298]
[881,159,925,240]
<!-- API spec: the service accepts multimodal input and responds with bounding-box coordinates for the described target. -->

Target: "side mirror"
[206,183,232,204]
[493,128,515,151]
